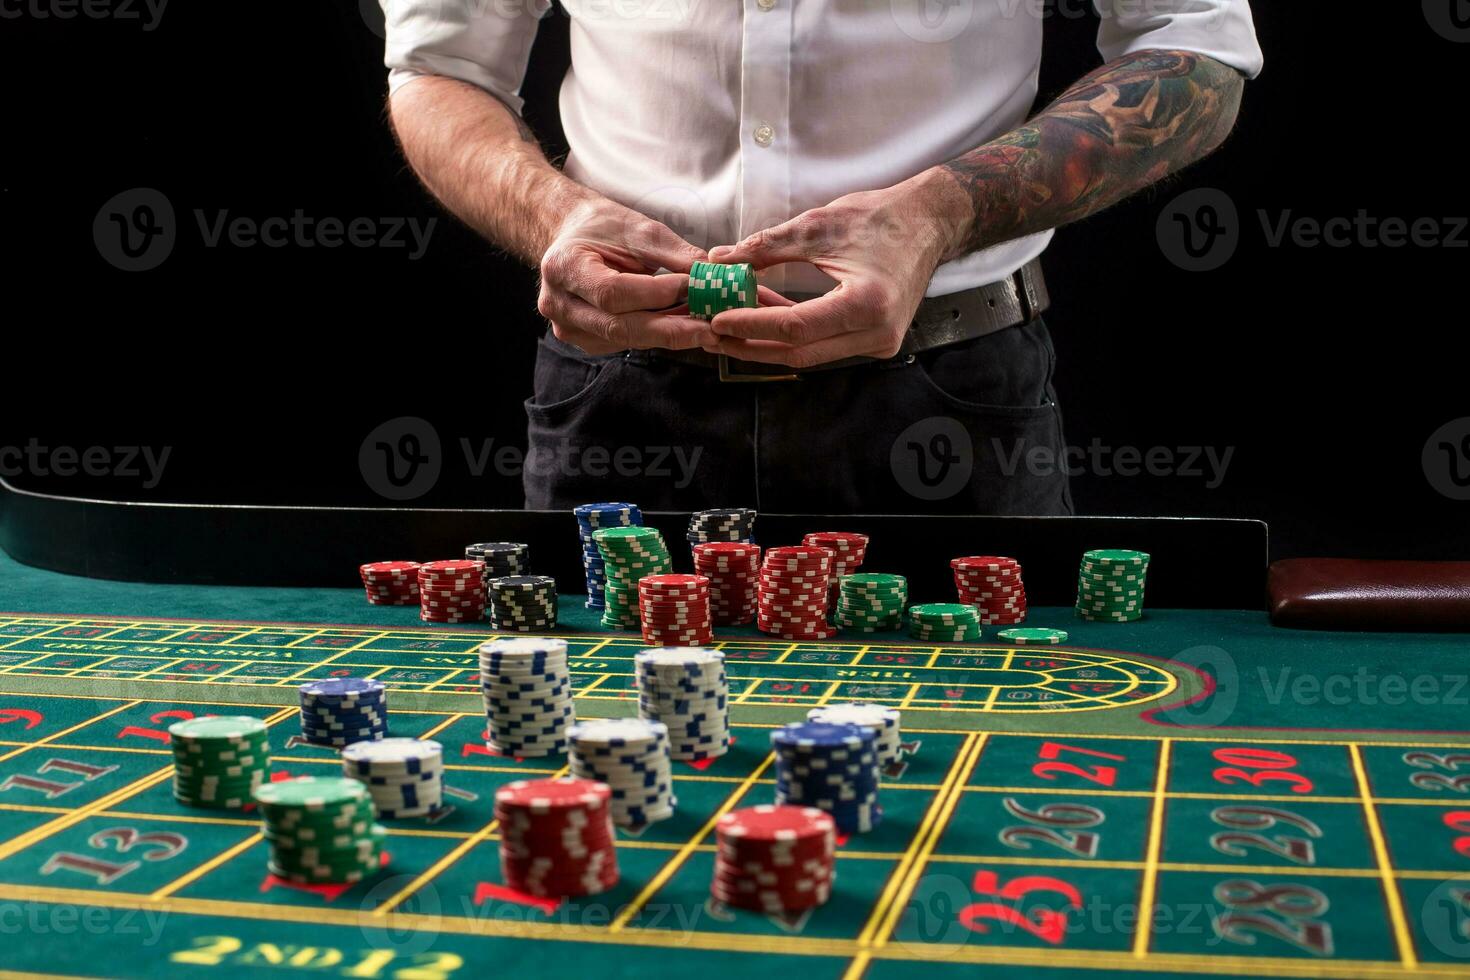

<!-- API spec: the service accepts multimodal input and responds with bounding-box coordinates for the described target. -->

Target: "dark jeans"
[523,318,1073,515]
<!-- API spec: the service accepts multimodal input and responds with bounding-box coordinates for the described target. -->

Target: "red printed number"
[1031,741,1126,787]
[958,871,1082,945]
[1211,747,1314,794]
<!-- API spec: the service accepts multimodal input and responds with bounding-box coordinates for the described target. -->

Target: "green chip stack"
[1075,549,1151,622]
[169,716,271,809]
[688,261,758,320]
[253,776,388,885]
[592,525,674,630]
[835,573,908,631]
[997,627,1070,646]
[907,603,982,642]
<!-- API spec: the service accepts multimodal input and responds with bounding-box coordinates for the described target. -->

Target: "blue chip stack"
[635,647,730,761]
[771,722,882,834]
[341,737,445,819]
[574,502,643,610]
[568,717,676,827]
[479,637,574,757]
[299,678,388,748]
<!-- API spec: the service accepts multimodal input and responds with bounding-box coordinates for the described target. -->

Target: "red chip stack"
[757,546,836,640]
[638,574,713,646]
[951,555,1027,625]
[495,778,619,898]
[801,532,869,611]
[359,561,421,606]
[693,542,762,626]
[712,804,836,913]
[417,559,486,623]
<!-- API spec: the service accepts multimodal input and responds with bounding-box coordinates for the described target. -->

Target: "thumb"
[709,213,819,268]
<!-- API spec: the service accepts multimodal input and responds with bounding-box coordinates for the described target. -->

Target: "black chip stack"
[465,542,530,593]
[686,509,757,564]
[487,575,559,632]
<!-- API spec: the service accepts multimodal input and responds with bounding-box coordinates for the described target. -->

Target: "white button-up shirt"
[385,0,1263,296]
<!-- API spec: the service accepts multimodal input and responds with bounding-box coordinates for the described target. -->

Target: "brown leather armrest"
[1268,558,1470,631]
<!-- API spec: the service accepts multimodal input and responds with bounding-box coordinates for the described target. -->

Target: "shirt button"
[756,0,776,9]
[753,123,775,147]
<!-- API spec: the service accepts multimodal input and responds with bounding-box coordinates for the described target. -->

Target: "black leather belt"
[655,258,1049,381]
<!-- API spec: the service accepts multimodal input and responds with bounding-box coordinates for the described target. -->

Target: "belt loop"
[1016,262,1041,322]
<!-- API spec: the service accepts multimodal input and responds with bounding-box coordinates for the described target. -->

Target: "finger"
[627,220,707,273]
[755,284,797,308]
[708,213,822,267]
[701,334,879,370]
[561,294,716,351]
[709,289,857,345]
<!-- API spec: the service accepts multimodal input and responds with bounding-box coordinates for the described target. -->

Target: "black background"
[2,0,1466,560]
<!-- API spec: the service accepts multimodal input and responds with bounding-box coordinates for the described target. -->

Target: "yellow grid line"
[1351,744,1417,970]
[1133,737,1172,957]
[0,699,144,765]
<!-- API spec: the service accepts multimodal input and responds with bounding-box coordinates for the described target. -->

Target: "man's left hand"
[703,174,958,369]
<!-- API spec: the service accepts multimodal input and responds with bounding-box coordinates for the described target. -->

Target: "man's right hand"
[537,199,717,356]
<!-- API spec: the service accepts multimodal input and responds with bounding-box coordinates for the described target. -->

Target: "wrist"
[897,167,975,265]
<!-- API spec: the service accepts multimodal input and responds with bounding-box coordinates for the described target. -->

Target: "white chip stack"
[635,647,730,761]
[341,737,445,818]
[568,718,676,827]
[807,703,903,769]
[479,638,575,757]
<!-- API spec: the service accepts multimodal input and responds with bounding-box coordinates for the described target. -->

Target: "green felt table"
[0,550,1468,980]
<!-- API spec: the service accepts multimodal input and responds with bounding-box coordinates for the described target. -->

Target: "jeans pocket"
[523,335,622,424]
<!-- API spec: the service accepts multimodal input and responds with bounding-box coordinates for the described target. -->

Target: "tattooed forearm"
[936,50,1244,258]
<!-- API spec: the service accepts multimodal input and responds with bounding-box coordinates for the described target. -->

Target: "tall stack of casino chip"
[688,262,758,320]
[169,716,271,809]
[807,703,902,769]
[568,718,676,827]
[253,776,387,885]
[834,572,907,632]
[465,542,529,590]
[299,678,387,748]
[712,805,836,913]
[479,638,574,757]
[635,647,730,761]
[686,508,757,561]
[487,575,559,632]
[495,778,619,897]
[802,532,868,612]
[907,603,982,643]
[638,573,713,646]
[359,561,421,606]
[574,502,642,611]
[693,541,761,626]
[757,545,836,640]
[771,722,882,834]
[1076,549,1151,622]
[417,559,486,623]
[593,525,674,630]
[341,738,444,819]
[952,555,1027,625]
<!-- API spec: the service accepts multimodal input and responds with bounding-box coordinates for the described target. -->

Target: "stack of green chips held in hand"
[592,525,674,630]
[688,261,758,320]
[835,573,908,631]
[1075,549,1151,622]
[907,602,982,642]
[254,776,388,885]
[169,716,271,809]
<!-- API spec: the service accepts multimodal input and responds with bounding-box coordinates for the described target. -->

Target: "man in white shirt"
[384,1,1263,514]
